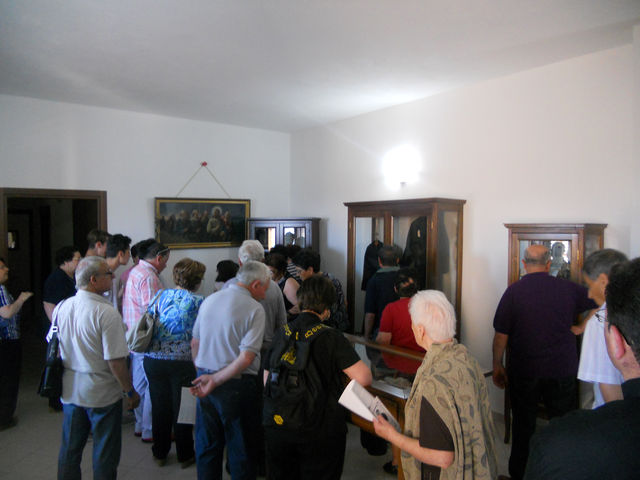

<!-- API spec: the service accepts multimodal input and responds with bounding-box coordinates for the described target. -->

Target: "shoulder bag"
[37,301,65,399]
[126,290,163,353]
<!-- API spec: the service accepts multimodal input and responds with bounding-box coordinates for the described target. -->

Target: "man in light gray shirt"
[190,261,269,480]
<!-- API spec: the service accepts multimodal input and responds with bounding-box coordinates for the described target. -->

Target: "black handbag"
[37,304,65,399]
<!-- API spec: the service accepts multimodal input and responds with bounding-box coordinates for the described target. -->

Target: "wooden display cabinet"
[505,223,606,285]
[248,217,320,252]
[344,198,465,336]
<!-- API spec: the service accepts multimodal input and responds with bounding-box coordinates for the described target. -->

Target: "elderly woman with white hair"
[373,290,498,480]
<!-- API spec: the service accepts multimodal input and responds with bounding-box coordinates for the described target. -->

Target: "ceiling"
[1,1,639,132]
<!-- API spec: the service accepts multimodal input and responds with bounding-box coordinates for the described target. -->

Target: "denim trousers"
[58,399,123,480]
[195,372,260,480]
[143,356,196,462]
[508,375,577,480]
[130,352,152,438]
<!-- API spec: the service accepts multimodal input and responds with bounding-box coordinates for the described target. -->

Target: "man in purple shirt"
[492,244,596,480]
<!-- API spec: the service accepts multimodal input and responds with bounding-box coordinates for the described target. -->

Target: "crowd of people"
[1,229,639,480]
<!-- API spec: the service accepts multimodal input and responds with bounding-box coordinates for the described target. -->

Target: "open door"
[0,188,107,372]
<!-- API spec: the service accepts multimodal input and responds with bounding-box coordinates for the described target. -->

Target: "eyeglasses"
[96,270,114,277]
[157,248,170,257]
[595,309,606,323]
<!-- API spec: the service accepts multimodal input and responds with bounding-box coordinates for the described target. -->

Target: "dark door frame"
[0,188,108,261]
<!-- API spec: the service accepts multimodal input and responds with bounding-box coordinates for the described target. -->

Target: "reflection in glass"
[584,235,600,258]
[436,211,457,302]
[549,241,571,279]
[354,217,384,332]
[518,239,571,279]
[395,216,428,289]
[283,226,307,248]
[255,227,276,251]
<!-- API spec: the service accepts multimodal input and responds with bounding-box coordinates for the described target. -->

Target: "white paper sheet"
[338,379,401,431]
[177,387,197,424]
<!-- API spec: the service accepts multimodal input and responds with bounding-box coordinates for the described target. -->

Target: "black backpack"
[263,321,330,432]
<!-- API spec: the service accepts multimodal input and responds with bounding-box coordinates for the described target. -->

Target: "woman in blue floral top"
[143,258,205,468]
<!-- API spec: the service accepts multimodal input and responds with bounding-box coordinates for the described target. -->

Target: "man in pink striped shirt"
[122,239,170,441]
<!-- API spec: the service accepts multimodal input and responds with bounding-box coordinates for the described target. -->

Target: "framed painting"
[155,198,250,249]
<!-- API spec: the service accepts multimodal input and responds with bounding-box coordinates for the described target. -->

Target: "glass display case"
[248,217,320,252]
[344,198,465,336]
[505,223,607,285]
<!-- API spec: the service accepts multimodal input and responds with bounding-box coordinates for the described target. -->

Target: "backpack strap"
[278,321,330,370]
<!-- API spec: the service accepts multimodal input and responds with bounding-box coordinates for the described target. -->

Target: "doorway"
[0,188,107,372]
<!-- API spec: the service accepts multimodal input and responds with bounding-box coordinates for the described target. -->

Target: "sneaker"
[153,456,166,467]
[180,457,195,469]
[141,437,153,443]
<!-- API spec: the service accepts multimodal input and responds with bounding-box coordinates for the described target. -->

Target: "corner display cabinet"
[248,217,320,253]
[344,198,465,336]
[502,222,606,443]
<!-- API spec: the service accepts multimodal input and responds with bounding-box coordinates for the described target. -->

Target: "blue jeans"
[195,372,260,480]
[58,400,123,480]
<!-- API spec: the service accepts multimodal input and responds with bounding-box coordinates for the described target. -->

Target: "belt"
[197,368,256,380]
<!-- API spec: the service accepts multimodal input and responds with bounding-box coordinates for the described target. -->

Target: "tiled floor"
[0,336,509,479]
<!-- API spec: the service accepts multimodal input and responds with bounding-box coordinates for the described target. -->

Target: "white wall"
[291,45,637,409]
[0,95,291,291]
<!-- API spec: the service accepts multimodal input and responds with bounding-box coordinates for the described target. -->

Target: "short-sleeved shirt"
[42,267,76,305]
[145,288,204,361]
[122,260,164,330]
[193,284,265,375]
[379,297,425,374]
[364,267,400,329]
[577,303,623,408]
[51,290,129,408]
[493,272,596,378]
[263,312,361,439]
[419,397,455,479]
[0,285,19,340]
[223,277,286,349]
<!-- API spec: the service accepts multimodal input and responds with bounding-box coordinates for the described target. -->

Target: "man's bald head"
[523,245,551,273]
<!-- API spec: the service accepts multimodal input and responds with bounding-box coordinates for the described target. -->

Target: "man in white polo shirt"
[52,256,139,479]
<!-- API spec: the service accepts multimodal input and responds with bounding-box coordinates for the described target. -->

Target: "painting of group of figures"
[155,198,250,249]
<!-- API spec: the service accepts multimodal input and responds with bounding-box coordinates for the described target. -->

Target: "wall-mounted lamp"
[382,144,422,188]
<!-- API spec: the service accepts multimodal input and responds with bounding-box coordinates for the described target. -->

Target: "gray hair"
[583,248,628,280]
[238,240,265,264]
[409,290,456,342]
[237,260,271,286]
[75,256,107,289]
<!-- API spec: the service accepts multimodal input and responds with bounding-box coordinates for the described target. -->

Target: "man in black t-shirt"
[42,245,81,411]
[42,246,81,322]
